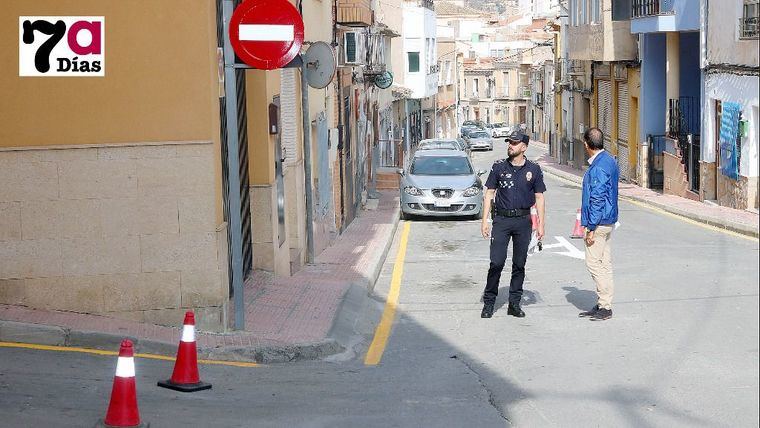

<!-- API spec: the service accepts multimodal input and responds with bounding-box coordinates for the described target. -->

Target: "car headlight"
[462,186,481,197]
[404,186,423,196]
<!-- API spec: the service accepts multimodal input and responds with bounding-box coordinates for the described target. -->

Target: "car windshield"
[411,156,473,176]
[470,132,490,139]
[419,141,458,150]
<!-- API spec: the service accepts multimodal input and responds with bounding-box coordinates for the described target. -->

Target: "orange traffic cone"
[571,208,584,239]
[96,339,147,428]
[530,206,539,231]
[158,311,212,393]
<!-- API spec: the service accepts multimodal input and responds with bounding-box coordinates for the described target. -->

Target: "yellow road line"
[364,221,411,366]
[621,198,759,243]
[0,341,260,368]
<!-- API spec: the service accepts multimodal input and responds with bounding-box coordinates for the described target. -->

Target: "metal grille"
[422,204,464,212]
[236,67,253,277]
[431,188,454,199]
[617,82,629,180]
[632,0,674,18]
[648,135,667,189]
[597,80,613,151]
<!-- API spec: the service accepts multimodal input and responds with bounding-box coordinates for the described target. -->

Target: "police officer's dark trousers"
[484,215,532,306]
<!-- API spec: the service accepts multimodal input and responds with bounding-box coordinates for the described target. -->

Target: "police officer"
[480,130,546,318]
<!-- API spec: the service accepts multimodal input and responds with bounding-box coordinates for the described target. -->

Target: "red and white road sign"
[229,0,305,70]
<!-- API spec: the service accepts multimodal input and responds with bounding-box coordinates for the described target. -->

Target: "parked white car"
[490,123,511,138]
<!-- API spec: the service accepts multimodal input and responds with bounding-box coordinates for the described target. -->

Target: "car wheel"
[400,211,410,221]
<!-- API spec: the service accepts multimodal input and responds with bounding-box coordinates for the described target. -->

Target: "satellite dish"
[303,42,336,89]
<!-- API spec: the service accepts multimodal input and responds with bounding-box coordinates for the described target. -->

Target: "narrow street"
[1,139,757,427]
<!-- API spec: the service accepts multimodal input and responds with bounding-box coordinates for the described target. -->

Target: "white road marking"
[552,236,586,260]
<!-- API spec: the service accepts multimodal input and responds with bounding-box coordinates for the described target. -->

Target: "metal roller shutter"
[281,68,299,166]
[597,80,613,152]
[617,82,629,180]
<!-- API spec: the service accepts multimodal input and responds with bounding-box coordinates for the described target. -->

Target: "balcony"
[337,0,373,27]
[740,16,759,39]
[631,0,699,33]
[534,93,544,107]
[418,0,434,11]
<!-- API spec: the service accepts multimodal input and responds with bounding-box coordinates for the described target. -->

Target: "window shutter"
[280,68,298,166]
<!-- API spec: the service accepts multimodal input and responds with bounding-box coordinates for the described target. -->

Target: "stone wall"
[0,142,227,331]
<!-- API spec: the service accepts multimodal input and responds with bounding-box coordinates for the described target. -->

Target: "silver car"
[398,150,486,220]
[466,130,494,151]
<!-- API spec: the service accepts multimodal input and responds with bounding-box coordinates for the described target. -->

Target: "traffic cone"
[571,208,584,239]
[96,339,148,428]
[157,311,212,393]
[530,205,538,231]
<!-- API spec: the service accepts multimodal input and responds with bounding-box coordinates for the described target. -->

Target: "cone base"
[157,379,212,393]
[94,418,150,428]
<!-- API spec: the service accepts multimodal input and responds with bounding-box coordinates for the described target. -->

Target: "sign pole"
[222,0,246,330]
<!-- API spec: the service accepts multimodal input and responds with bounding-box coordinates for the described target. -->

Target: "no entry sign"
[229,0,305,70]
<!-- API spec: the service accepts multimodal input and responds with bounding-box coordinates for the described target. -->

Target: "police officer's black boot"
[481,302,495,318]
[507,304,525,318]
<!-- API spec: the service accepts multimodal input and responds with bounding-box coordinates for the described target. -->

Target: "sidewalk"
[530,142,759,238]
[0,192,401,363]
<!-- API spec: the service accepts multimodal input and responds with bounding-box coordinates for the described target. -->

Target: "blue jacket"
[581,150,619,231]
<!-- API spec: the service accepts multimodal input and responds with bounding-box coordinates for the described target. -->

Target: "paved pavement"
[531,142,759,238]
[0,192,400,363]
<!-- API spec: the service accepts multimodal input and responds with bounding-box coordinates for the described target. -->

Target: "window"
[473,79,479,97]
[580,0,587,24]
[344,32,357,63]
[570,0,578,26]
[612,0,632,21]
[503,71,510,96]
[741,0,759,38]
[408,52,420,73]
[591,0,601,23]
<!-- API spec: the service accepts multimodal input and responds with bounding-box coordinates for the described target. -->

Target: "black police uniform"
[483,158,546,307]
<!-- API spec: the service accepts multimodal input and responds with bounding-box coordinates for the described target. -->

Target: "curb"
[540,164,759,238]
[326,201,401,356]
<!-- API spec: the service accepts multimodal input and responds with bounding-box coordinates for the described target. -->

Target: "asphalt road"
[1,139,758,427]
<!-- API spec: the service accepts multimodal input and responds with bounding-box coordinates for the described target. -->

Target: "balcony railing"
[418,0,434,10]
[740,16,759,39]
[668,96,699,138]
[632,0,674,18]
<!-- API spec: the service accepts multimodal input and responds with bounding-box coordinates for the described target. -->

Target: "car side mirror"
[397,168,405,176]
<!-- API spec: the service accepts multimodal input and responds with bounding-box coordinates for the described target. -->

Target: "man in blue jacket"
[578,128,619,321]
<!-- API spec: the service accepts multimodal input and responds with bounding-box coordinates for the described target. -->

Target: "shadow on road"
[562,286,597,311]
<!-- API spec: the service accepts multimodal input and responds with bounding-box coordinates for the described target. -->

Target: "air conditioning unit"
[342,31,366,66]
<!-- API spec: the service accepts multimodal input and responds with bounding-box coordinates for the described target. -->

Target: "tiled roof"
[435,1,484,17]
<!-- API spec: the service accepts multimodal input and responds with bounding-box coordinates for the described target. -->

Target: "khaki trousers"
[585,224,615,310]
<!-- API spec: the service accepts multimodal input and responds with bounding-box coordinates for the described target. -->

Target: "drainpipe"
[297,1,314,263]
[300,64,315,264]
